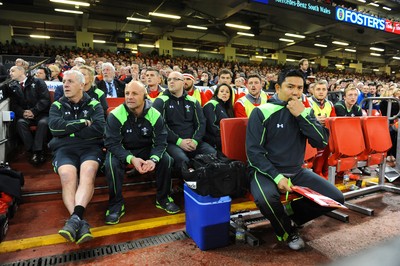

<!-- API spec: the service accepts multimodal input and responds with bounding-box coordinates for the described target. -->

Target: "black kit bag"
[0,168,24,199]
[182,153,248,198]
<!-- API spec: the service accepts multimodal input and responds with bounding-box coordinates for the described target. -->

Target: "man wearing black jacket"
[49,70,105,244]
[246,69,344,251]
[104,81,180,225]
[152,71,216,173]
[8,65,50,165]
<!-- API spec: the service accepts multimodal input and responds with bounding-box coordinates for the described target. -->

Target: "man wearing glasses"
[153,72,216,175]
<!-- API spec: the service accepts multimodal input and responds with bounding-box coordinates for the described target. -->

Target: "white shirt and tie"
[106,80,117,98]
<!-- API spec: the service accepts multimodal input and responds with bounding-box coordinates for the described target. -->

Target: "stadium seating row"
[220,116,391,187]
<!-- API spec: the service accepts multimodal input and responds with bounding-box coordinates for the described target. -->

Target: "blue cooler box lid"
[183,184,231,205]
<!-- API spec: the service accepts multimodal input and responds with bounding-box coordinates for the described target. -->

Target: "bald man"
[104,81,180,225]
[152,72,216,174]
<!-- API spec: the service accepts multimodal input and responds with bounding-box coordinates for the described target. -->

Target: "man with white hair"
[96,62,125,97]
[74,57,86,67]
[49,70,105,244]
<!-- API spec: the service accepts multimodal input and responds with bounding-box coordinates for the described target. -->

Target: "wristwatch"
[150,158,158,164]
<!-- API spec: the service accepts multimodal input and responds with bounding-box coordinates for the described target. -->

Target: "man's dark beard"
[184,84,193,91]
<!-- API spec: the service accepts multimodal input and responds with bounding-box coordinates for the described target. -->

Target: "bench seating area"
[219,116,400,217]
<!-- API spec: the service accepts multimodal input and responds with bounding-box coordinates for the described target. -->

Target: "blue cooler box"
[184,184,231,251]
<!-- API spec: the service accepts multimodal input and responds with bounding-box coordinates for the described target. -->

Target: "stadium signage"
[252,0,334,18]
[273,0,332,15]
[335,7,385,31]
[385,20,400,34]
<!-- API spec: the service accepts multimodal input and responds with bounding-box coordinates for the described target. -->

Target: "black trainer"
[76,219,93,244]
[156,196,180,214]
[58,214,81,242]
[105,205,125,225]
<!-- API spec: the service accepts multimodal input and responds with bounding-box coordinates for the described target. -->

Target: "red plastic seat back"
[106,97,125,108]
[106,97,125,115]
[327,117,365,157]
[220,118,248,163]
[304,140,317,161]
[325,117,366,171]
[361,116,392,153]
[303,140,317,168]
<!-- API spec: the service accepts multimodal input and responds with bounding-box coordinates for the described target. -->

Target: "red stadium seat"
[220,117,248,163]
[360,116,392,166]
[106,97,125,115]
[303,140,317,169]
[326,117,366,176]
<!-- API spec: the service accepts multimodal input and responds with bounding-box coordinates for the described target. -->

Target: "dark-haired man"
[183,70,212,106]
[145,68,164,101]
[234,74,268,117]
[35,67,51,81]
[246,69,344,250]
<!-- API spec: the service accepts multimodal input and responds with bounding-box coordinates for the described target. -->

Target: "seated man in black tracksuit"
[246,69,344,251]
[49,70,105,244]
[104,81,180,225]
[152,71,217,174]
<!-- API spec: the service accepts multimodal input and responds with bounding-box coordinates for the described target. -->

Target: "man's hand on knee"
[277,177,293,194]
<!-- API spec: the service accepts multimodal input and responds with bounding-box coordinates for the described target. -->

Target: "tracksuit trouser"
[105,149,174,213]
[250,168,344,241]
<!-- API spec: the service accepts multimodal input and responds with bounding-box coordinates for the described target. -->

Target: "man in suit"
[96,62,125,98]
[8,65,51,165]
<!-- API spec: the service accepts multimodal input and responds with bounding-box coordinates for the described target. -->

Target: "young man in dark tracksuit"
[334,85,363,117]
[49,70,105,244]
[152,71,216,172]
[246,69,344,251]
[104,81,180,225]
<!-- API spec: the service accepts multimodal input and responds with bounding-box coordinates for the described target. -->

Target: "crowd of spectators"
[1,41,396,86]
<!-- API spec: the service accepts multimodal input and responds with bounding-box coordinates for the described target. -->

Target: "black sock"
[72,205,85,220]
